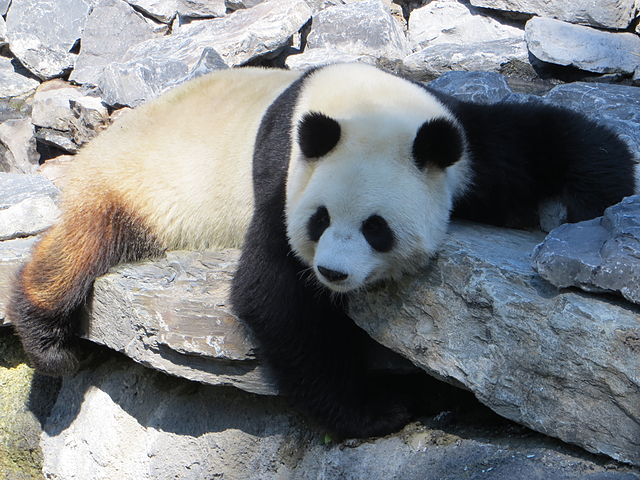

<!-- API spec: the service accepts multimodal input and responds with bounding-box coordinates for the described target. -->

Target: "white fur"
[285,63,470,292]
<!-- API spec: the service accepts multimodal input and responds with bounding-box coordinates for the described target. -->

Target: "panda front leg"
[231,226,414,438]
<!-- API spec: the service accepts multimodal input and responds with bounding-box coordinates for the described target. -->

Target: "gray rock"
[525,17,640,75]
[0,118,39,173]
[0,173,59,210]
[285,47,377,70]
[40,351,640,479]
[31,80,84,131]
[403,38,528,80]
[97,0,311,106]
[305,0,410,61]
[0,16,7,48]
[0,0,10,14]
[532,195,640,304]
[5,0,94,79]
[470,0,640,30]
[124,0,179,22]
[35,128,78,154]
[37,155,75,189]
[427,71,513,104]
[349,222,640,466]
[408,0,524,50]
[226,0,265,9]
[0,196,59,241]
[70,0,162,86]
[67,96,110,147]
[0,57,39,99]
[0,237,37,325]
[543,82,640,157]
[178,0,226,18]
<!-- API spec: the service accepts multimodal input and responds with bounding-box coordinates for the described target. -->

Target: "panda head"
[286,64,470,293]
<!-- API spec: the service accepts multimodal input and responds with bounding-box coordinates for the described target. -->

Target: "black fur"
[424,87,636,227]
[298,112,341,159]
[307,205,330,242]
[231,73,414,438]
[361,214,395,252]
[412,117,464,170]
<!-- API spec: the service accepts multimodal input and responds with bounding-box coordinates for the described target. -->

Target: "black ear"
[412,118,464,170]
[298,112,341,159]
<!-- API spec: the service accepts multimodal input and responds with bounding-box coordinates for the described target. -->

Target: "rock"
[0,196,59,241]
[0,0,10,14]
[67,97,110,147]
[226,0,264,9]
[178,0,226,18]
[0,237,37,324]
[348,222,640,466]
[124,0,179,22]
[470,0,640,30]
[0,57,40,99]
[525,17,640,75]
[97,0,311,106]
[532,195,640,305]
[304,0,410,61]
[403,38,528,80]
[38,155,75,189]
[5,0,94,80]
[35,128,78,154]
[0,118,39,173]
[285,47,377,70]
[31,80,84,131]
[408,0,524,50]
[427,71,513,104]
[0,330,60,479]
[39,349,640,479]
[0,173,59,210]
[0,16,7,48]
[543,82,640,156]
[70,0,162,86]
[82,249,277,395]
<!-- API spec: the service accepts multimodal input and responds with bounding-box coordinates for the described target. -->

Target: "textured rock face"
[0,119,39,174]
[525,17,640,75]
[408,0,524,50]
[427,71,513,104]
[70,0,162,86]
[5,0,94,79]
[0,57,40,99]
[532,196,640,304]
[305,0,410,61]
[0,16,6,48]
[470,0,640,29]
[349,222,640,466]
[0,0,10,15]
[39,350,640,479]
[96,0,311,106]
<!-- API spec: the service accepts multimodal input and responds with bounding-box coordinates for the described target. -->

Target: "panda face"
[286,109,468,293]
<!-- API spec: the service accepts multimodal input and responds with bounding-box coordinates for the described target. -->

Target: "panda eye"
[307,206,330,242]
[361,215,395,252]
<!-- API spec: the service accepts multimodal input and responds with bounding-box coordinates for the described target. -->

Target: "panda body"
[9,63,635,438]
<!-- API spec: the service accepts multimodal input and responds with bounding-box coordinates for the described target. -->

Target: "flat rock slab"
[532,195,640,305]
[349,222,640,466]
[0,57,40,99]
[525,17,640,75]
[470,0,639,30]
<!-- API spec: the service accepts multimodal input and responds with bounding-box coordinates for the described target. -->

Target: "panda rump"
[8,63,635,438]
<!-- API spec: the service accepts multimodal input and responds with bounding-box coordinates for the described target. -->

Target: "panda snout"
[317,266,349,282]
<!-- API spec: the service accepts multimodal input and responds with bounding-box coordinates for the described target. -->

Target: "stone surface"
[125,0,179,22]
[39,350,640,479]
[408,0,524,50]
[0,16,7,48]
[349,222,640,466]
[543,82,640,157]
[97,0,311,106]
[35,128,78,154]
[0,57,40,99]
[427,71,513,104]
[179,0,226,17]
[285,47,377,70]
[525,17,640,75]
[0,196,59,241]
[403,38,528,79]
[470,0,640,30]
[0,237,36,325]
[0,118,39,173]
[5,0,94,79]
[67,97,109,147]
[37,155,75,189]
[31,80,84,131]
[70,0,162,86]
[532,196,640,305]
[305,0,410,61]
[0,173,59,211]
[0,0,10,14]
[226,0,266,9]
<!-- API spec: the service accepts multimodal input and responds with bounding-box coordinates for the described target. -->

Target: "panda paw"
[25,343,80,377]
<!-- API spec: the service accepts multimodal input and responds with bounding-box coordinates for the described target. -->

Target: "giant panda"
[8,63,635,438]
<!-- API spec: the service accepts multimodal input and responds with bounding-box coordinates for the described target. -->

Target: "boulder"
[31,80,85,131]
[470,0,640,30]
[0,196,59,241]
[532,195,640,304]
[0,119,39,173]
[0,57,39,99]
[427,71,513,104]
[285,47,377,70]
[304,0,410,61]
[0,16,7,48]
[70,0,162,86]
[4,0,93,79]
[525,17,640,75]
[0,0,10,14]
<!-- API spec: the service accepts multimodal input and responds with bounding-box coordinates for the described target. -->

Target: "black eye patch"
[307,206,330,242]
[361,215,394,252]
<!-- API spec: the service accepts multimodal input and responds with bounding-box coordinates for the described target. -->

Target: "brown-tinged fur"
[8,191,162,375]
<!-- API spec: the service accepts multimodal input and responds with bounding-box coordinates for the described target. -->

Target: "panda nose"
[317,266,349,282]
